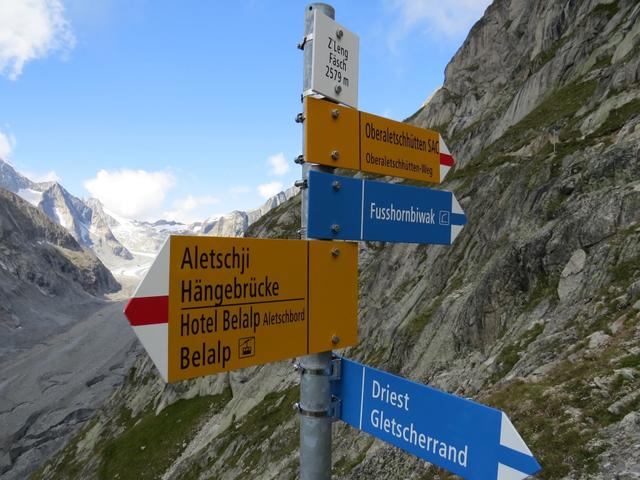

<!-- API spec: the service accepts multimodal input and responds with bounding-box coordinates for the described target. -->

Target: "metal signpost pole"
[299,3,335,480]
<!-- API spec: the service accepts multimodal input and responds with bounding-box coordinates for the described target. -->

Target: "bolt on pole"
[299,3,335,480]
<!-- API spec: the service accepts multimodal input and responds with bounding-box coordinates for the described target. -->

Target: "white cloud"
[267,152,290,176]
[0,131,15,159]
[20,166,60,183]
[84,169,175,220]
[162,195,221,224]
[0,0,75,80]
[32,170,59,182]
[230,185,250,195]
[258,181,283,199]
[388,0,492,46]
[173,194,219,211]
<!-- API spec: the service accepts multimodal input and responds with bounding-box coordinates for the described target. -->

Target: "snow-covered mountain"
[0,158,38,192]
[0,158,299,278]
[103,186,299,277]
[0,159,133,263]
[191,187,299,237]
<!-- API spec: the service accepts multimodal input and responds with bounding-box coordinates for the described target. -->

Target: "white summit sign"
[308,9,359,108]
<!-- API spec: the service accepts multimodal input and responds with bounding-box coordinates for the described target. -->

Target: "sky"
[0,0,492,223]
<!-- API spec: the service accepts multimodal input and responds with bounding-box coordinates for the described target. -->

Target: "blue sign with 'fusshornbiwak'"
[332,357,541,480]
[307,171,467,245]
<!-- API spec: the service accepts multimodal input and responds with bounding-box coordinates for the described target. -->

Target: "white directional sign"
[308,10,359,108]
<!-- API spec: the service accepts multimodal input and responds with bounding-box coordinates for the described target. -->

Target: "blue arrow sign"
[307,171,467,244]
[332,357,541,480]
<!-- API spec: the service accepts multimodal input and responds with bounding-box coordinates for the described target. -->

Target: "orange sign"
[167,236,357,382]
[304,96,454,183]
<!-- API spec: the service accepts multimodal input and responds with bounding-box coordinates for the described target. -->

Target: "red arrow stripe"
[440,152,454,166]
[124,295,168,326]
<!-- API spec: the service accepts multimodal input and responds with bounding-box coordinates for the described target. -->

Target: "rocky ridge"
[0,158,298,279]
[191,187,299,237]
[0,188,119,332]
[0,187,131,479]
[0,159,133,263]
[104,186,299,280]
[34,1,640,479]
[0,165,300,480]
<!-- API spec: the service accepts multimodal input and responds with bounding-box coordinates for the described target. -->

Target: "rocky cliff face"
[0,159,133,262]
[193,186,300,237]
[0,188,132,480]
[0,159,298,279]
[0,158,35,192]
[0,188,119,356]
[84,198,135,261]
[37,182,134,262]
[33,1,640,479]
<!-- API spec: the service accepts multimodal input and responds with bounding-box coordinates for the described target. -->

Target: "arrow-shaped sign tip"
[450,193,467,243]
[497,462,541,480]
[123,298,137,324]
[122,237,170,381]
[123,295,168,327]
[497,413,541,479]
[439,134,455,181]
[123,296,169,382]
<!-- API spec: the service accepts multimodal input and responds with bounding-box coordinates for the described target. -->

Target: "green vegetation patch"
[333,437,374,476]
[404,296,443,338]
[98,389,231,480]
[212,386,299,473]
[531,36,570,71]
[393,274,422,300]
[609,254,640,285]
[421,464,458,479]
[617,353,640,369]
[450,79,599,182]
[589,98,640,139]
[31,419,99,480]
[544,189,571,220]
[523,273,559,312]
[449,110,499,149]
[363,345,389,367]
[491,322,545,382]
[503,80,598,147]
[591,1,620,20]
[591,54,612,70]
[485,335,640,479]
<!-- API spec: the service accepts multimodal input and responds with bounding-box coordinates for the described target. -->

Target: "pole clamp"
[294,179,308,189]
[297,33,313,50]
[329,357,341,381]
[328,396,341,422]
[293,358,341,380]
[294,395,341,422]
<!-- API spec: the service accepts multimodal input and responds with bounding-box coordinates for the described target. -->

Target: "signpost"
[124,236,357,382]
[123,4,540,480]
[307,10,359,108]
[332,357,541,480]
[305,96,455,183]
[307,170,467,244]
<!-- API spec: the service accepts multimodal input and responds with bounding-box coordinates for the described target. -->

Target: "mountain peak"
[0,158,34,193]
